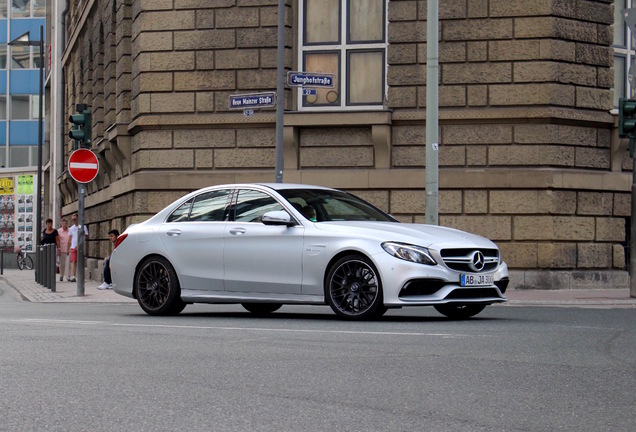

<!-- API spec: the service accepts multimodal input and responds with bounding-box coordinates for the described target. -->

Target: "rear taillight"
[113,233,128,249]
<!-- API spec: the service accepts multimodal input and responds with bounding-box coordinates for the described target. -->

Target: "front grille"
[399,279,448,297]
[440,248,499,272]
[445,288,502,300]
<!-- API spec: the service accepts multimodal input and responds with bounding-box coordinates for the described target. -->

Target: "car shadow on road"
[123,309,506,323]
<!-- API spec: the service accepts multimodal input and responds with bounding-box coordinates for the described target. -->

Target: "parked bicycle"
[17,247,33,270]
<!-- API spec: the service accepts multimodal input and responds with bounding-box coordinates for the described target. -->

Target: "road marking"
[1,318,481,338]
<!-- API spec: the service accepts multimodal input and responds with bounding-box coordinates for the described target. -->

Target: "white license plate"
[461,273,494,287]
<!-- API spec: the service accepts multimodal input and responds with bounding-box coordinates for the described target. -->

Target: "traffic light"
[69,103,92,149]
[618,98,636,138]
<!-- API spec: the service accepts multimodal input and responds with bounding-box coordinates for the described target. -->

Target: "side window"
[166,198,193,223]
[234,190,284,223]
[189,190,231,222]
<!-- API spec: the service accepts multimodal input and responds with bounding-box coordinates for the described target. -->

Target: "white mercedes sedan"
[111,183,509,320]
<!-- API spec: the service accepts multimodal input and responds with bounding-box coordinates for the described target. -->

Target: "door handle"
[166,229,182,237]
[229,228,246,235]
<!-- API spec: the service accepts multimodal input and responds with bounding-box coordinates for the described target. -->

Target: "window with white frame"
[9,44,42,70]
[614,0,636,108]
[11,0,44,18]
[10,95,42,120]
[298,0,387,110]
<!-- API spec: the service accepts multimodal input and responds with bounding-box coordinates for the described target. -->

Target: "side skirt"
[181,289,325,305]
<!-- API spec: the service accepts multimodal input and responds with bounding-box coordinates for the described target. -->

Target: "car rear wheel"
[241,303,282,315]
[326,255,386,320]
[135,256,185,316]
[434,304,486,319]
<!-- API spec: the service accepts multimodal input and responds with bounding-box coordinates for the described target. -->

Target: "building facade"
[0,1,46,255]
[55,0,630,289]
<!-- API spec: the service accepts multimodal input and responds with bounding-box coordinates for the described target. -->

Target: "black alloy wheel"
[135,256,186,316]
[434,304,486,320]
[326,255,386,320]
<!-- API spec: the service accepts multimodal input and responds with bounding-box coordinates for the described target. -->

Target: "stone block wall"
[59,0,630,289]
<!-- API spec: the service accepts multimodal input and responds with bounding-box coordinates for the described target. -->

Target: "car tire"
[241,303,282,315]
[325,254,386,320]
[134,256,185,316]
[434,304,486,320]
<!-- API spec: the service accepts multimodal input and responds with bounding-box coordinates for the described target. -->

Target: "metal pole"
[632,139,636,298]
[77,186,85,296]
[274,0,285,183]
[425,0,439,225]
[36,25,44,246]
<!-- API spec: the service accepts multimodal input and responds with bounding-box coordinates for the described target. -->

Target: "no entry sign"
[68,149,99,183]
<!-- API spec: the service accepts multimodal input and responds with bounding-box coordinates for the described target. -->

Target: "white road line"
[1,318,480,338]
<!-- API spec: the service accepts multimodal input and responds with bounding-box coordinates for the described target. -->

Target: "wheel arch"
[322,249,384,300]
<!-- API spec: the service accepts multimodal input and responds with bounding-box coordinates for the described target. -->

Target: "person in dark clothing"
[98,229,119,290]
[41,218,60,253]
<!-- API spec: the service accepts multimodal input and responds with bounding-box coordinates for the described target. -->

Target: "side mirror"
[262,211,296,226]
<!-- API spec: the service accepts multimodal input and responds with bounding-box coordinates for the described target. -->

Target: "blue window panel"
[0,71,6,91]
[0,122,6,145]
[9,19,46,42]
[0,20,7,44]
[9,120,38,145]
[10,70,39,93]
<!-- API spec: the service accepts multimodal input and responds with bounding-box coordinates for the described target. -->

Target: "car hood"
[313,221,498,249]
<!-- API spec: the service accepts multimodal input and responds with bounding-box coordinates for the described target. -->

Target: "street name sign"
[287,72,335,88]
[229,92,276,110]
[68,149,99,183]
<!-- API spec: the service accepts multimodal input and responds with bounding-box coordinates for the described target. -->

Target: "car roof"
[255,183,337,191]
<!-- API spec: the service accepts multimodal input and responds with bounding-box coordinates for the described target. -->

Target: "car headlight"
[381,242,437,265]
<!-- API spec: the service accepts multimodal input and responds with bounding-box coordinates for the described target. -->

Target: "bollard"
[40,245,45,285]
[36,245,42,285]
[49,244,56,292]
[41,245,49,288]
[46,244,51,289]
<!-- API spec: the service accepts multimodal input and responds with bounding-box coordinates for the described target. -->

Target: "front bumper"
[375,255,509,307]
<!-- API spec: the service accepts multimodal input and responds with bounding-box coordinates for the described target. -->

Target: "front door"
[223,189,304,294]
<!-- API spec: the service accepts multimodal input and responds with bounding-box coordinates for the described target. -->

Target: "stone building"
[50,0,628,289]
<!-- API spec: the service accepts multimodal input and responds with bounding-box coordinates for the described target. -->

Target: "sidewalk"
[0,267,635,307]
[0,268,136,303]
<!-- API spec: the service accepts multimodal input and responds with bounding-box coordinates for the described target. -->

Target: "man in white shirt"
[68,213,88,282]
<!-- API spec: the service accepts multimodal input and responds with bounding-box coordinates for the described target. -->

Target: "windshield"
[278,189,397,222]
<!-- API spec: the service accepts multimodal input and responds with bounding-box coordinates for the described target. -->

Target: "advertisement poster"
[0,175,36,253]
[0,177,17,252]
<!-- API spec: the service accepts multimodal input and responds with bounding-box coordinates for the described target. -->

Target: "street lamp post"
[9,26,44,248]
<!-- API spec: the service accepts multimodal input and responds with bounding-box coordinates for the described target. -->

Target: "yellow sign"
[0,177,14,195]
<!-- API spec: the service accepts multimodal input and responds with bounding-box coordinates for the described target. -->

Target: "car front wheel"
[135,256,186,316]
[326,255,386,320]
[434,304,486,319]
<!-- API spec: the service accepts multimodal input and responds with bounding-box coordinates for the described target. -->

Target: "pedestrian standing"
[57,218,70,282]
[98,229,119,290]
[68,213,88,282]
[41,218,60,250]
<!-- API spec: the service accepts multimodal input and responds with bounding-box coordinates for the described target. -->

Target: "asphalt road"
[1,283,634,432]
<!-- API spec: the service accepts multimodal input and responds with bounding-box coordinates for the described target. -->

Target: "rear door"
[223,188,304,294]
[159,188,231,291]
